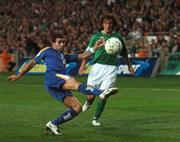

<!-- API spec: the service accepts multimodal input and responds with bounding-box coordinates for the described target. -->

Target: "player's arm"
[78,59,88,75]
[7,59,37,81]
[79,35,97,74]
[123,55,134,74]
[78,38,105,60]
[120,39,134,75]
[7,47,47,81]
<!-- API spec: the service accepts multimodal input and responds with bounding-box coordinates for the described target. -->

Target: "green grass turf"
[0,73,180,142]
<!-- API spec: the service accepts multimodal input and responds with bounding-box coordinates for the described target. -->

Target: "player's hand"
[7,75,20,81]
[78,65,86,75]
[94,39,105,50]
[128,66,134,75]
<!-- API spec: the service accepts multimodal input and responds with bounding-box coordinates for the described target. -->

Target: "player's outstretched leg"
[82,87,118,112]
[78,84,118,99]
[62,77,117,99]
[99,87,118,99]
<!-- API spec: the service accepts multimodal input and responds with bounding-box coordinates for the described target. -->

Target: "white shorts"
[87,63,117,90]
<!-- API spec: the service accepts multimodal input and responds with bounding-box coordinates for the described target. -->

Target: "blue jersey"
[34,47,78,102]
[34,47,78,74]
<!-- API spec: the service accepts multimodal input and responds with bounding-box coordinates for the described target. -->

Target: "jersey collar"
[101,30,115,35]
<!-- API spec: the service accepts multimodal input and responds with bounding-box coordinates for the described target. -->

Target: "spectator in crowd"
[1,49,11,71]
[129,41,138,57]
[7,54,16,72]
[171,38,180,53]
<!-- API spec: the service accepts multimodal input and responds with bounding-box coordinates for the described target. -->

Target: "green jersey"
[87,31,128,65]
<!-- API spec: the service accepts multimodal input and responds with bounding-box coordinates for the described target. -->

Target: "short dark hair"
[51,33,66,43]
[100,14,117,28]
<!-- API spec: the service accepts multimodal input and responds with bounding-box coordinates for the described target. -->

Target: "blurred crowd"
[0,0,179,71]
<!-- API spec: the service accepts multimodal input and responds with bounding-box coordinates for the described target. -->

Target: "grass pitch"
[0,73,180,142]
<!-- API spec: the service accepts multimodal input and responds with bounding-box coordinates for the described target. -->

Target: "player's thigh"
[100,74,117,90]
[55,74,80,90]
[87,64,104,86]
[63,96,82,112]
[63,77,80,90]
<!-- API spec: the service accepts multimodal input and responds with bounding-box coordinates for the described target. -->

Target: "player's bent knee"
[88,95,95,100]
[73,104,82,113]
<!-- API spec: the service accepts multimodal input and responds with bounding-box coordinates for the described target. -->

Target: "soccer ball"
[105,37,122,54]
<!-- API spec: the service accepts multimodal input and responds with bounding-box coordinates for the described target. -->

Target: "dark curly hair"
[51,33,66,43]
[100,14,117,30]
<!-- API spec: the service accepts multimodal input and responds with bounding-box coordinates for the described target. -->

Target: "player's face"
[53,38,66,51]
[102,19,114,34]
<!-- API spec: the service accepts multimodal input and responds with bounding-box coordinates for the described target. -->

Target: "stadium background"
[0,0,180,142]
[0,0,179,74]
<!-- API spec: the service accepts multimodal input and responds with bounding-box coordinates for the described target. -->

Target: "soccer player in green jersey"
[79,14,134,126]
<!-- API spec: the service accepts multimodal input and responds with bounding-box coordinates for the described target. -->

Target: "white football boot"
[82,101,91,112]
[46,121,61,135]
[99,87,118,100]
[92,119,101,126]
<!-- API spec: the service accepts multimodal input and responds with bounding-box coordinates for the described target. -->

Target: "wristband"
[89,48,95,54]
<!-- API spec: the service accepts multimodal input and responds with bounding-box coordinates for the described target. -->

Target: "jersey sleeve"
[86,35,96,50]
[64,54,78,63]
[34,48,47,63]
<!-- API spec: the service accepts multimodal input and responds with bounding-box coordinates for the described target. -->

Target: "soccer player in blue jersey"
[8,33,117,135]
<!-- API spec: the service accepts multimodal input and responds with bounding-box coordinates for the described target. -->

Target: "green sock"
[94,99,106,120]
